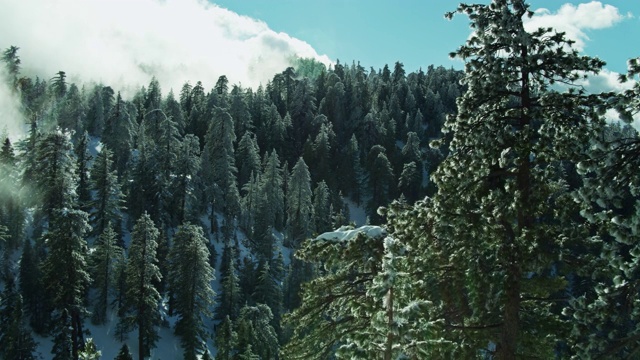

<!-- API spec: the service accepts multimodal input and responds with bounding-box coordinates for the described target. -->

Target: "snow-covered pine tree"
[235,304,279,360]
[171,134,201,225]
[252,261,284,335]
[89,146,124,237]
[419,1,607,357]
[567,59,640,358]
[214,315,238,360]
[32,129,77,222]
[283,226,390,359]
[214,243,242,322]
[102,92,134,177]
[74,131,92,213]
[44,208,92,360]
[262,150,285,231]
[202,107,241,238]
[236,131,261,189]
[286,157,313,247]
[167,223,215,360]
[90,224,124,325]
[312,181,332,234]
[118,213,162,360]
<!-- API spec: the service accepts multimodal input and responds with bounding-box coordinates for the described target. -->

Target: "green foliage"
[118,213,162,359]
[91,224,124,325]
[286,157,313,247]
[78,338,101,360]
[0,281,38,360]
[44,208,92,360]
[236,304,279,360]
[114,344,133,360]
[425,0,607,357]
[168,223,215,360]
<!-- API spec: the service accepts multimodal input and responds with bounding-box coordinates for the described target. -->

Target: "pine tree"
[283,226,396,359]
[127,128,160,224]
[366,149,394,224]
[44,208,92,360]
[236,131,261,189]
[77,338,101,360]
[252,262,283,336]
[171,134,201,224]
[312,181,332,234]
[90,146,124,237]
[0,280,38,360]
[91,224,124,325]
[168,223,216,360]
[567,62,640,357]
[19,238,49,334]
[286,157,313,247]
[235,304,279,360]
[32,129,77,221]
[414,1,608,357]
[114,343,133,360]
[215,244,242,322]
[102,92,134,177]
[74,131,92,212]
[202,107,241,237]
[164,89,186,135]
[215,315,237,360]
[262,151,285,231]
[118,213,162,360]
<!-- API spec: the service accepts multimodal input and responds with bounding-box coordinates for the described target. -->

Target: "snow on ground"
[30,198,367,359]
[315,225,386,243]
[345,198,367,226]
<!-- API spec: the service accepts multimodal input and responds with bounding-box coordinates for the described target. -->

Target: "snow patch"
[315,225,386,243]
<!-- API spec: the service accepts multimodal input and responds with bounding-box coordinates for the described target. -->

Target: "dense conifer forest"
[1,0,640,359]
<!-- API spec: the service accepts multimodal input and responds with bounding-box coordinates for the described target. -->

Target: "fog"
[0,0,332,92]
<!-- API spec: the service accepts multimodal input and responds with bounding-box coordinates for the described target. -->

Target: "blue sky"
[213,0,639,74]
[0,0,637,93]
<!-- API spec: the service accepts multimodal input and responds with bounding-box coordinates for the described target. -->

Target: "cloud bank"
[525,1,629,52]
[0,0,333,92]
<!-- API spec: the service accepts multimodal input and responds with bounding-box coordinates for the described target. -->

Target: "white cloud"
[0,0,333,93]
[524,1,628,51]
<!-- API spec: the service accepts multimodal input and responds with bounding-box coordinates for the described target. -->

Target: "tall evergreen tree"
[44,208,92,360]
[286,157,313,247]
[0,280,38,360]
[90,146,124,237]
[32,129,77,221]
[215,244,242,322]
[414,1,607,357]
[74,131,92,212]
[215,315,237,360]
[236,131,261,189]
[168,223,216,360]
[118,213,162,360]
[102,92,134,177]
[90,224,124,325]
[171,134,201,224]
[202,107,240,237]
[114,344,133,360]
[567,62,640,358]
[235,304,279,360]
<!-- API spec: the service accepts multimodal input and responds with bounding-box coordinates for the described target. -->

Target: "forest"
[1,0,640,359]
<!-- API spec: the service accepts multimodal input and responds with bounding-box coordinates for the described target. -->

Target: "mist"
[0,0,332,93]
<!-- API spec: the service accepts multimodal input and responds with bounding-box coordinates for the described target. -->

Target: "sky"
[0,0,638,138]
[213,0,639,75]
